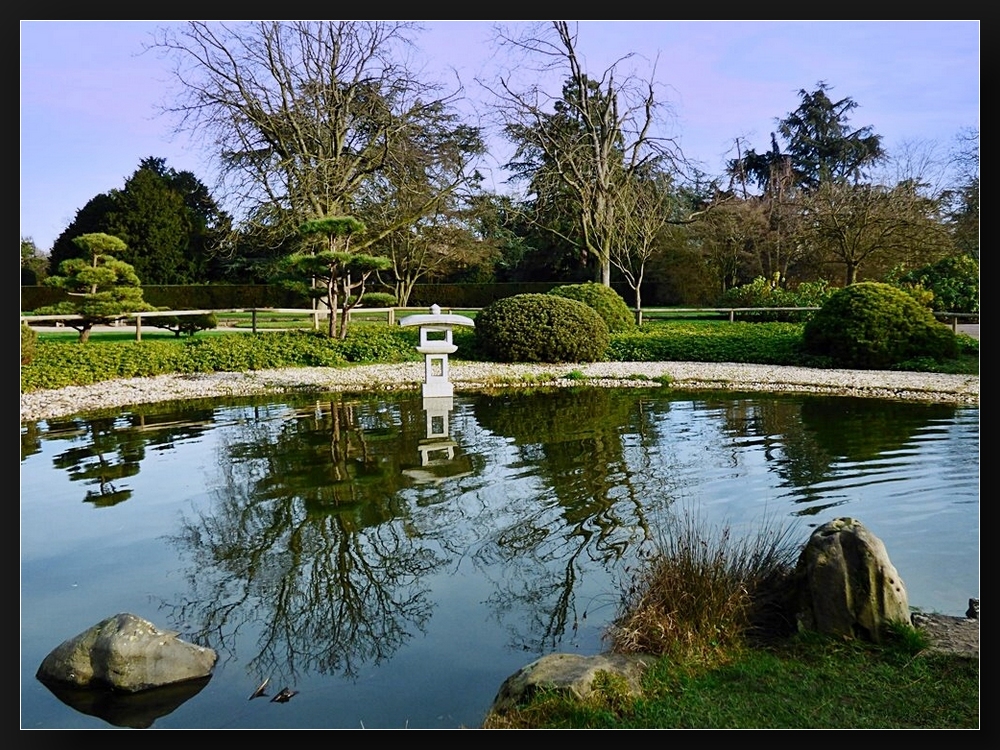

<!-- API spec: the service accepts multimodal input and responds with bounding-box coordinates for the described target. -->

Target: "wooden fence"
[21,306,979,341]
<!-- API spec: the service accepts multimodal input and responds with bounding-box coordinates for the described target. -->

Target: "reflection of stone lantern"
[399,305,476,481]
[417,394,457,466]
[399,304,475,398]
[416,392,457,470]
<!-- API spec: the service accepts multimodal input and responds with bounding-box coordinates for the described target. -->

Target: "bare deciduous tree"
[485,21,680,286]
[151,22,482,254]
[691,198,769,294]
[611,171,677,315]
[804,181,953,285]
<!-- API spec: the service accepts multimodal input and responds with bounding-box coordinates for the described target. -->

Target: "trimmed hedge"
[20,327,422,392]
[548,282,636,333]
[475,293,610,363]
[803,282,958,369]
[608,322,806,365]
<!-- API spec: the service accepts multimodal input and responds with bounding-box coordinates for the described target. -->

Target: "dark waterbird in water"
[271,687,299,703]
[248,677,270,700]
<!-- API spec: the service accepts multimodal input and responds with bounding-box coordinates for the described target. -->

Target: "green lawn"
[486,635,979,729]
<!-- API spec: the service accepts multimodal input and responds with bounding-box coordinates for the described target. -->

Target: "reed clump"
[608,512,801,666]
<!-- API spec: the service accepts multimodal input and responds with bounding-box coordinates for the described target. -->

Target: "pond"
[20,387,979,729]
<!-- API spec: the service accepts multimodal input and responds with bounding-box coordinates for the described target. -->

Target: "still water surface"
[20,388,979,729]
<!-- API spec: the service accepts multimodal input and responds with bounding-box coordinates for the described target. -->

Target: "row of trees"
[45,157,230,285]
[24,21,979,331]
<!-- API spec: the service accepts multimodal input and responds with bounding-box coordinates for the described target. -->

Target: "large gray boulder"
[36,613,217,692]
[794,517,910,643]
[486,652,653,719]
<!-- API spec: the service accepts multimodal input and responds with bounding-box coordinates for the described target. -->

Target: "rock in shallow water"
[36,612,217,693]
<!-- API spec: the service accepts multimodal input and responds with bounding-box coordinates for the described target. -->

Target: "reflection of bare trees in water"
[172,501,439,680]
[155,389,728,673]
[436,390,674,652]
[163,397,444,681]
[470,470,659,651]
[325,399,376,484]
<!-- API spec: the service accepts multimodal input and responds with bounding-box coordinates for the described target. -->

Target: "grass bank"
[484,514,979,729]
[485,636,979,728]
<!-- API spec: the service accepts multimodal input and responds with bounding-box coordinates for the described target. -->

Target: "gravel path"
[20,361,979,423]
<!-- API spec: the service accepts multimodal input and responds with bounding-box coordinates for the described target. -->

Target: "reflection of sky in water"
[20,392,979,729]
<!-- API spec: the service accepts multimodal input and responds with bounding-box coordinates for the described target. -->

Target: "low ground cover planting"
[21,319,979,393]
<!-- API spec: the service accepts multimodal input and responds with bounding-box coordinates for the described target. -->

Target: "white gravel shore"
[20,361,979,423]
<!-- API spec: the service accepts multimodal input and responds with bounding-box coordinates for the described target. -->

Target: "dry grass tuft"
[608,511,800,663]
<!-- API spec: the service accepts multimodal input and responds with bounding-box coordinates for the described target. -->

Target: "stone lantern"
[398,304,475,398]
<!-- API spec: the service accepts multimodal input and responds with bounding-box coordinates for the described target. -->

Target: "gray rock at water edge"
[794,517,910,644]
[36,612,217,692]
[486,652,654,718]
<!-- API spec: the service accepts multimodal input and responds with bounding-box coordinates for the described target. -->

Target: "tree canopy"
[491,21,680,286]
[26,24,976,314]
[153,21,484,257]
[803,180,951,285]
[36,233,155,342]
[943,127,979,260]
[47,157,228,284]
[729,82,885,194]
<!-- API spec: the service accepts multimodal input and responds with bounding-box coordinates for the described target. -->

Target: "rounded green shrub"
[352,292,396,308]
[21,323,38,366]
[803,282,958,369]
[475,293,610,363]
[548,282,635,333]
[891,254,980,314]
